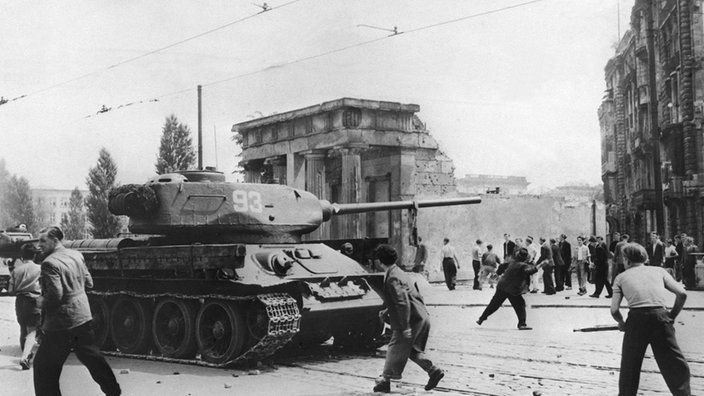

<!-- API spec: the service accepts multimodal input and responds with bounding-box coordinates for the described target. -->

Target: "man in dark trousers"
[373,244,444,393]
[647,232,665,267]
[535,237,555,295]
[503,233,516,262]
[441,237,460,290]
[559,234,573,290]
[611,243,690,395]
[590,236,612,298]
[551,238,566,291]
[34,226,121,396]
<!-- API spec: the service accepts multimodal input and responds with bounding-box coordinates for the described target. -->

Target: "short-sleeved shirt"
[442,244,457,258]
[576,244,590,261]
[471,246,482,261]
[613,265,680,309]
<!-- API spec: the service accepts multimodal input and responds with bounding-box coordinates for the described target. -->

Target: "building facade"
[32,188,89,237]
[456,174,529,195]
[232,98,457,260]
[600,0,704,245]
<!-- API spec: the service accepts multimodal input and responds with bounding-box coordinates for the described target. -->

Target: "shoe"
[589,294,599,298]
[476,318,484,325]
[425,369,445,391]
[20,359,30,370]
[373,379,390,393]
[577,291,586,296]
[518,325,533,330]
[605,294,613,298]
[565,286,572,290]
[530,289,538,294]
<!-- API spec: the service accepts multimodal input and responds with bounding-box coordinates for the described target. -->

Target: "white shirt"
[441,244,457,258]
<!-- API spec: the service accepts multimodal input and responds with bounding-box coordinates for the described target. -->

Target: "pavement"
[420,271,704,311]
[0,277,701,395]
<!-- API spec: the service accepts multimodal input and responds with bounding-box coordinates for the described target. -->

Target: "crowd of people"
[427,231,698,296]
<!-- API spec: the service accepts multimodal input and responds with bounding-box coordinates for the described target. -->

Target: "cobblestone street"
[0,278,701,395]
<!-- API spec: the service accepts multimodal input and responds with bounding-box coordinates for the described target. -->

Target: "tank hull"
[71,240,386,365]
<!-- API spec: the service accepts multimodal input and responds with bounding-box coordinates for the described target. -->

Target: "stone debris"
[173,371,180,375]
[119,369,130,374]
[232,373,240,377]
[224,383,232,389]
[533,391,542,396]
[156,381,161,384]
[248,369,261,375]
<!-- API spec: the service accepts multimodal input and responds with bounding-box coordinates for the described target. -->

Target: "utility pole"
[197,85,203,170]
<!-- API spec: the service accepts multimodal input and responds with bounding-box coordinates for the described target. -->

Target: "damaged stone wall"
[414,149,457,196]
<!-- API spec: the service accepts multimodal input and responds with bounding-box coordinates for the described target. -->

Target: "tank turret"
[108,170,481,243]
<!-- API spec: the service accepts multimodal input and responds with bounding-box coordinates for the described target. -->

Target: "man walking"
[373,244,444,393]
[559,234,573,290]
[471,240,483,290]
[8,244,41,370]
[535,237,555,295]
[525,236,540,293]
[575,236,591,296]
[590,236,612,298]
[34,226,121,396]
[503,233,516,262]
[551,238,566,292]
[441,238,460,290]
[613,234,629,283]
[479,244,500,290]
[647,232,665,267]
[412,237,429,279]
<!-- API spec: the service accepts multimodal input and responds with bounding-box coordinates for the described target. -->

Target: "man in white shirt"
[525,236,541,293]
[441,238,460,290]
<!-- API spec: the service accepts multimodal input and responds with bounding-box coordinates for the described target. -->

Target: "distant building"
[546,185,601,203]
[232,97,456,260]
[32,188,88,235]
[599,1,704,244]
[456,174,529,195]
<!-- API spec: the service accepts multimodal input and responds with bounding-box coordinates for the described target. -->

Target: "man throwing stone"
[373,244,444,393]
[34,226,121,396]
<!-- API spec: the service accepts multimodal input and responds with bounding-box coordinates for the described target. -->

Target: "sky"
[0,0,634,191]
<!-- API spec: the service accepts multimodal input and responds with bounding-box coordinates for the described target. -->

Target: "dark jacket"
[503,240,516,259]
[383,264,428,331]
[560,240,572,267]
[535,242,554,267]
[647,241,665,266]
[593,243,609,269]
[551,243,565,267]
[496,260,539,296]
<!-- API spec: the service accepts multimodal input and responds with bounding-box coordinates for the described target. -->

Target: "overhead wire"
[67,0,548,123]
[1,0,303,106]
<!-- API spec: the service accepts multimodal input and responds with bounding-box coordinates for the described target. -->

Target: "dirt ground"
[0,280,702,395]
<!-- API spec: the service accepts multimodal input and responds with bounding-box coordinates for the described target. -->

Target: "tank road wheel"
[195,300,247,364]
[152,298,197,359]
[110,297,152,354]
[89,296,114,350]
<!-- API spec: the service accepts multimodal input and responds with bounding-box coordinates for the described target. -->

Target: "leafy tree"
[3,175,36,231]
[155,114,196,175]
[0,158,11,228]
[60,187,87,240]
[85,148,121,238]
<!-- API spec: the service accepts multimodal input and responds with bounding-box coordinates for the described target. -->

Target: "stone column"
[393,149,417,267]
[304,150,328,240]
[287,152,306,190]
[338,145,366,239]
[265,156,287,185]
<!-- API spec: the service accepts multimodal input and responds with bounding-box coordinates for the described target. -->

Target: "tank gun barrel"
[321,196,481,220]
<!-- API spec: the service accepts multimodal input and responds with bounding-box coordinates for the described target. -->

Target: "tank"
[55,170,482,366]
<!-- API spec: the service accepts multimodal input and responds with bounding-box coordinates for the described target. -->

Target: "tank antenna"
[213,125,218,170]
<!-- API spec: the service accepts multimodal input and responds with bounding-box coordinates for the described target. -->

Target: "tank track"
[88,290,301,368]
